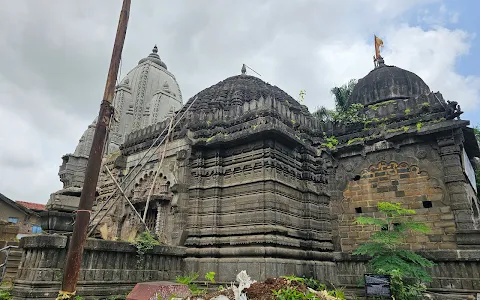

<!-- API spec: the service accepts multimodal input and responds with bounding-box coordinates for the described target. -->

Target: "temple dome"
[349,58,431,107]
[182,73,303,111]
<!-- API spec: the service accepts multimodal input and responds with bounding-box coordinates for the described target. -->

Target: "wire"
[244,64,262,77]
[87,96,199,236]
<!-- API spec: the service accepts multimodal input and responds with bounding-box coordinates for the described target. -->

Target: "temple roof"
[181,73,303,111]
[349,58,431,107]
[138,45,168,69]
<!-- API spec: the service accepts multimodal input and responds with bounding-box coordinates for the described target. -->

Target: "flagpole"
[56,0,131,298]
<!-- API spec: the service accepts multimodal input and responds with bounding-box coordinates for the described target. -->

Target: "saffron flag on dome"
[374,35,384,59]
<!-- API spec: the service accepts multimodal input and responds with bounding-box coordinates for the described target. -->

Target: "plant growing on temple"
[353,202,435,300]
[298,90,306,103]
[132,231,159,262]
[205,271,216,289]
[175,272,206,296]
[313,79,357,121]
[321,135,338,150]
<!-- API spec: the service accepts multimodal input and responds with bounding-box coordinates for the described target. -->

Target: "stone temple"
[29,46,480,298]
[47,46,182,212]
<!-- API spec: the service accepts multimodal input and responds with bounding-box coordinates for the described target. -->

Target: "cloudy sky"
[1,0,479,204]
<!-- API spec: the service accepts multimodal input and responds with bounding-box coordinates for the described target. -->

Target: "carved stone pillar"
[155,202,169,242]
[436,131,476,232]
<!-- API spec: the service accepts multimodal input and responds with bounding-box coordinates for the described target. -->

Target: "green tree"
[313,79,357,122]
[353,202,435,300]
[331,79,357,113]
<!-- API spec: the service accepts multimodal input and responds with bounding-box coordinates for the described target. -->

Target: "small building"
[0,193,44,239]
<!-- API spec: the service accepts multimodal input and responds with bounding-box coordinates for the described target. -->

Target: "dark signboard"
[365,274,391,297]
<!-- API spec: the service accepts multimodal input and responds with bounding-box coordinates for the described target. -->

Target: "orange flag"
[374,35,384,59]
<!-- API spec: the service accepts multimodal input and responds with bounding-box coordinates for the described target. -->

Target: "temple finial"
[241,64,247,75]
[152,45,158,54]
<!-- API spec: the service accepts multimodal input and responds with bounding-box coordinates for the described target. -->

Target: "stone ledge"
[186,246,334,260]
[20,235,67,249]
[334,249,480,262]
[456,230,480,246]
[83,238,187,256]
[18,235,187,256]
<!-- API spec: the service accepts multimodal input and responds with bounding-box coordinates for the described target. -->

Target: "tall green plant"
[312,79,360,123]
[331,79,357,113]
[353,202,435,300]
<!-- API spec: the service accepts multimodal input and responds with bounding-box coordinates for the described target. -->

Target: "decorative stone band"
[12,235,186,300]
[334,250,480,296]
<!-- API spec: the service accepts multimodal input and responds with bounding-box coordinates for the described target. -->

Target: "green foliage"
[404,108,411,114]
[0,289,12,300]
[205,271,216,283]
[279,276,346,299]
[387,126,410,133]
[353,202,434,300]
[281,275,305,282]
[368,100,397,111]
[330,103,366,124]
[321,135,339,150]
[175,272,206,296]
[166,294,178,300]
[133,231,159,259]
[416,122,423,130]
[419,102,430,108]
[331,79,358,113]
[207,120,211,126]
[347,137,364,145]
[312,79,358,123]
[312,106,335,122]
[302,277,326,291]
[272,287,314,300]
[298,90,306,103]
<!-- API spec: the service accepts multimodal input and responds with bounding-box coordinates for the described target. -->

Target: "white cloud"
[418,4,460,26]
[0,0,479,203]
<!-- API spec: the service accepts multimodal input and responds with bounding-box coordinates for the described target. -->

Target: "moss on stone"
[347,137,365,145]
[368,100,397,111]
[386,126,410,134]
[404,108,411,114]
[419,102,430,108]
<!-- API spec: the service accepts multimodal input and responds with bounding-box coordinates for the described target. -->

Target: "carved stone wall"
[184,138,334,282]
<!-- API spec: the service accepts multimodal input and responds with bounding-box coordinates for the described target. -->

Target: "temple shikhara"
[10,38,480,299]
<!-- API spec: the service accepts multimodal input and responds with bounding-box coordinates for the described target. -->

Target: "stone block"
[126,282,191,300]
[20,235,67,249]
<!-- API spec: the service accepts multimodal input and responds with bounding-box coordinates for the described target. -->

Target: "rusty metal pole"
[57,0,131,298]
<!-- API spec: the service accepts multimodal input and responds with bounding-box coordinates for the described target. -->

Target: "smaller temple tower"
[45,46,183,226]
